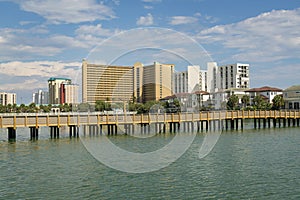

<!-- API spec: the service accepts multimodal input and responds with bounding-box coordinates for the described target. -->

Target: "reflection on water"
[0,128,300,199]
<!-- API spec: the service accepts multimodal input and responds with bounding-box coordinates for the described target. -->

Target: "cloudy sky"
[0,0,299,103]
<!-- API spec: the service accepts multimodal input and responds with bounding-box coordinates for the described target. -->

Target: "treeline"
[226,94,285,110]
[0,100,181,114]
[0,94,285,114]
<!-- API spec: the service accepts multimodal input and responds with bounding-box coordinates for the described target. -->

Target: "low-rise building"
[246,86,283,104]
[283,85,300,109]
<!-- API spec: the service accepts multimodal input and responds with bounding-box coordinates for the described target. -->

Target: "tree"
[272,95,284,110]
[253,95,264,110]
[241,95,250,108]
[227,94,239,110]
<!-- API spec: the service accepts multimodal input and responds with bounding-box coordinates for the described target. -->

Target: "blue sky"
[0,0,299,103]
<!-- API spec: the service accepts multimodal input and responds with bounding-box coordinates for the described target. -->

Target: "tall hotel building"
[48,78,78,104]
[0,92,16,105]
[142,62,174,102]
[174,65,200,93]
[207,62,250,92]
[82,60,134,103]
[82,60,174,104]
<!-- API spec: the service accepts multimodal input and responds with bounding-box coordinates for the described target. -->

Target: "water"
[0,127,300,199]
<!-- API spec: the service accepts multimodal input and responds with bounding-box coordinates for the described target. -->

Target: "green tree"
[253,95,264,110]
[241,95,250,108]
[227,94,239,110]
[272,95,284,110]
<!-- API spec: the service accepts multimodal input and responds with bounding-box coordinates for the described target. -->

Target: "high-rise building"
[48,77,71,104]
[219,63,250,90]
[0,92,16,106]
[61,83,79,104]
[32,90,49,105]
[174,65,200,94]
[207,62,250,92]
[142,62,174,102]
[82,60,174,104]
[82,60,134,103]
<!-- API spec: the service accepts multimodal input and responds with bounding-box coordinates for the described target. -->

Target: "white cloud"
[144,5,153,9]
[17,0,115,24]
[0,61,81,92]
[169,16,198,25]
[136,13,154,26]
[197,8,300,63]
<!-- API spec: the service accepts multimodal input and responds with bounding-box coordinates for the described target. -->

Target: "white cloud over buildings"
[136,13,154,26]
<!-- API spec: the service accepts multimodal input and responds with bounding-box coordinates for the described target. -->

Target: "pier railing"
[1,110,300,129]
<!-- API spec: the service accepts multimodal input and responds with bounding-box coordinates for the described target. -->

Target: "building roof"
[246,86,282,92]
[284,85,300,91]
[193,90,210,95]
[48,77,71,81]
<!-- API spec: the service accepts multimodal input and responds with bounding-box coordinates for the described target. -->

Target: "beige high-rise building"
[82,60,175,104]
[142,62,174,102]
[82,60,134,103]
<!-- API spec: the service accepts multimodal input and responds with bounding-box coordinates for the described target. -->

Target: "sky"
[0,0,299,104]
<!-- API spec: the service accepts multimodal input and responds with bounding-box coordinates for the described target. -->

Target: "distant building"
[82,60,174,104]
[48,77,78,104]
[283,85,300,109]
[0,92,16,106]
[62,83,79,104]
[32,90,49,105]
[207,62,250,93]
[246,86,283,104]
[142,62,174,102]
[174,65,200,94]
[82,60,134,103]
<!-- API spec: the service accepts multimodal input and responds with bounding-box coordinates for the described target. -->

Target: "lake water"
[0,127,299,199]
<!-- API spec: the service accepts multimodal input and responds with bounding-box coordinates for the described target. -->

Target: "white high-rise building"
[0,92,16,105]
[63,84,79,104]
[174,65,200,94]
[207,62,250,92]
[32,90,49,105]
[199,70,208,92]
[219,63,250,90]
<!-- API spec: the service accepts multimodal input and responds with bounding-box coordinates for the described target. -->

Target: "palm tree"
[227,94,239,110]
[272,95,284,110]
[241,95,250,108]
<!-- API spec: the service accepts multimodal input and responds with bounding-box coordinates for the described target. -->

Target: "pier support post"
[8,127,16,142]
[30,127,39,140]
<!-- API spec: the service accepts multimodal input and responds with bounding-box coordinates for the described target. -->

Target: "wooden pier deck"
[1,110,300,141]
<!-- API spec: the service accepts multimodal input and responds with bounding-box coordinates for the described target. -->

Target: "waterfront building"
[206,62,250,109]
[174,65,200,94]
[0,92,16,106]
[61,83,79,104]
[48,77,71,104]
[199,70,208,92]
[82,60,134,103]
[32,90,49,105]
[82,60,174,104]
[142,62,174,102]
[283,85,300,109]
[246,86,283,104]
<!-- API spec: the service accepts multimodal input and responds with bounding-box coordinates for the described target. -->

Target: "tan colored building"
[82,60,175,104]
[82,60,134,103]
[142,62,174,102]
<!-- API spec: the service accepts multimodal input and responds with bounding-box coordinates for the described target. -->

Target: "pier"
[1,110,299,141]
